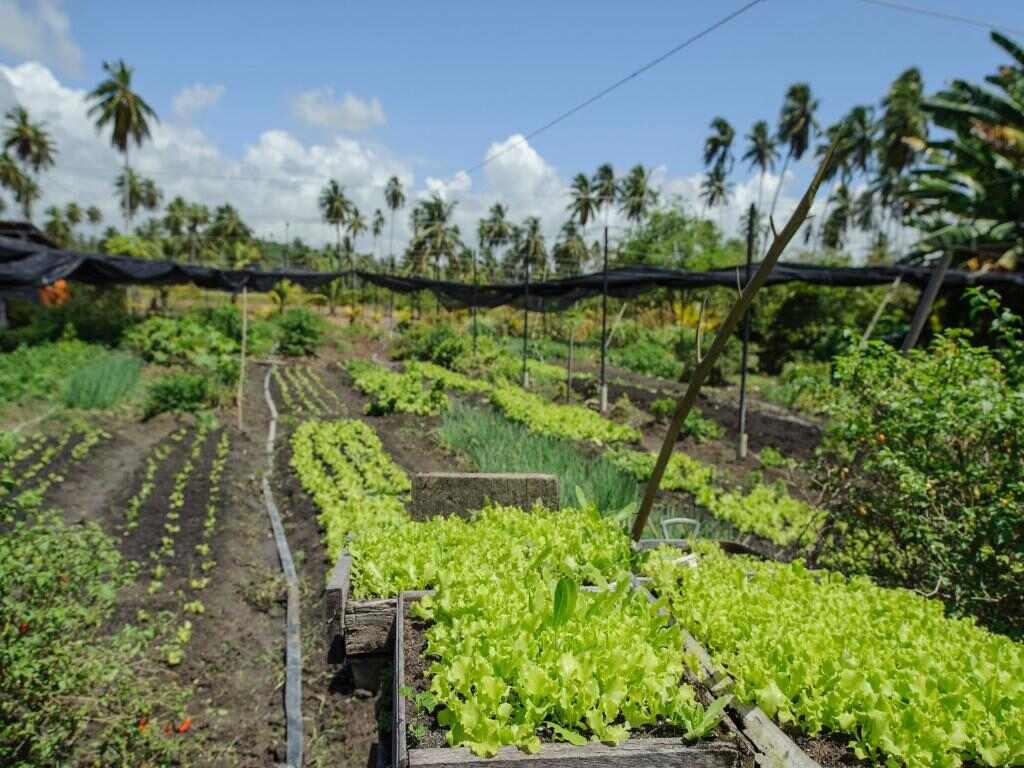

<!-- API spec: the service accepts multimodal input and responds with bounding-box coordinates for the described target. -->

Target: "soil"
[568,361,822,461]
[789,730,865,768]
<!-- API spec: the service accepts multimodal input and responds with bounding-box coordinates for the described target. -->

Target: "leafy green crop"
[415,571,726,756]
[345,360,449,416]
[645,545,1024,768]
[0,338,103,406]
[490,385,640,446]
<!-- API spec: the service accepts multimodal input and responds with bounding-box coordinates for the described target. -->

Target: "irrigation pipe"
[262,365,303,768]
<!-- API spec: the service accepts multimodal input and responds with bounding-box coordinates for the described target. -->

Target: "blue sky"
[1,0,1023,251]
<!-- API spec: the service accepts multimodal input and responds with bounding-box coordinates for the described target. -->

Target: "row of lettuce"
[289,414,1023,767]
[344,356,820,548]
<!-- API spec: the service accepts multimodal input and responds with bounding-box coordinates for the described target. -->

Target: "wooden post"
[237,286,248,432]
[901,251,952,354]
[522,256,530,388]
[630,143,837,541]
[737,204,756,460]
[860,275,902,348]
[566,324,574,402]
[472,248,479,354]
[599,226,610,413]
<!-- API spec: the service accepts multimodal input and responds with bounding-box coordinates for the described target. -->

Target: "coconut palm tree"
[372,208,385,264]
[414,192,461,279]
[87,60,158,228]
[63,202,82,246]
[319,179,353,258]
[593,163,616,228]
[384,176,405,275]
[185,203,209,263]
[553,220,588,276]
[703,117,735,173]
[86,205,103,226]
[566,172,598,241]
[769,83,819,220]
[43,205,69,246]
[14,176,39,221]
[115,169,161,222]
[822,185,853,250]
[618,164,656,227]
[485,203,513,274]
[3,106,57,213]
[209,204,251,244]
[347,209,367,254]
[700,165,731,225]
[0,153,25,206]
[164,196,188,238]
[743,120,779,213]
[521,216,547,275]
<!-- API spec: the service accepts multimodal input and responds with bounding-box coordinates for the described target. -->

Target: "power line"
[464,0,767,175]
[854,0,1024,35]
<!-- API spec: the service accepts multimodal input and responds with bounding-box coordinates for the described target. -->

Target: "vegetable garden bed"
[393,590,754,768]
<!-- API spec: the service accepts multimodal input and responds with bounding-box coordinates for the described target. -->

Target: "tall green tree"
[347,208,367,256]
[618,164,657,227]
[185,203,209,263]
[43,205,69,246]
[413,192,461,278]
[567,172,598,240]
[700,165,731,224]
[743,120,779,213]
[703,117,735,172]
[906,33,1023,269]
[384,175,405,274]
[593,163,616,228]
[769,83,819,220]
[87,60,158,228]
[86,205,103,226]
[372,208,385,264]
[3,107,56,223]
[114,169,161,222]
[319,179,354,257]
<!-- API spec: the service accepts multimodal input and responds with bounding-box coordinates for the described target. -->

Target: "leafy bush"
[0,337,101,406]
[276,308,323,357]
[818,330,1024,635]
[0,286,133,351]
[125,314,239,386]
[143,373,215,419]
[646,545,1024,768]
[758,361,832,414]
[63,353,141,409]
[0,510,187,765]
[610,337,682,379]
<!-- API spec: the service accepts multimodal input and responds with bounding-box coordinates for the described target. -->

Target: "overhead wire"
[853,0,1024,35]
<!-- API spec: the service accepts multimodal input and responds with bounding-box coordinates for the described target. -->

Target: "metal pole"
[901,250,952,354]
[737,204,755,460]
[522,256,530,388]
[472,249,479,354]
[599,226,609,413]
[631,141,837,541]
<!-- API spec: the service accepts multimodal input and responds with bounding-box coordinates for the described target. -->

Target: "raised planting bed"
[327,472,561,662]
[393,590,756,768]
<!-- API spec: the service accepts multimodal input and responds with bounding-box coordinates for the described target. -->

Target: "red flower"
[177,717,193,734]
[17,622,28,635]
[138,717,149,734]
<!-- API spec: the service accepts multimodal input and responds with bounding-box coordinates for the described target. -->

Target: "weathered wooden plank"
[408,740,742,768]
[394,592,408,768]
[325,551,351,664]
[345,598,397,655]
[410,472,560,520]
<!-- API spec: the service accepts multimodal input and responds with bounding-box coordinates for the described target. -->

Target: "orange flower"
[138,717,149,734]
[177,717,193,734]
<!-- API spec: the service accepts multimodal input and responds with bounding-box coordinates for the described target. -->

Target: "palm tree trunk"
[757,170,766,214]
[122,148,131,232]
[816,177,837,249]
[768,150,792,221]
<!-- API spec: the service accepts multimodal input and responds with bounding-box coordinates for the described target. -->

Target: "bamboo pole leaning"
[630,142,840,541]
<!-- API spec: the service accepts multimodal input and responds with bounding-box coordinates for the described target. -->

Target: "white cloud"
[291,87,386,132]
[0,0,81,75]
[172,83,225,121]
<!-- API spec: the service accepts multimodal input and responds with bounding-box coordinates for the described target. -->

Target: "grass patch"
[63,353,142,410]
[439,402,639,513]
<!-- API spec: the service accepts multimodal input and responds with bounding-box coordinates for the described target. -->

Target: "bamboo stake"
[901,251,952,354]
[860,275,902,348]
[237,286,248,432]
[630,143,838,541]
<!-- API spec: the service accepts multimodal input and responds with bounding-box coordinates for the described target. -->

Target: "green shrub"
[610,337,682,379]
[758,361,832,414]
[63,354,141,410]
[649,397,675,421]
[276,308,323,357]
[144,373,214,419]
[125,314,239,386]
[818,330,1024,635]
[0,510,187,765]
[0,286,133,351]
[0,338,100,406]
